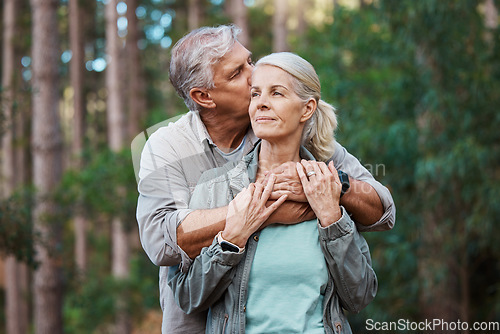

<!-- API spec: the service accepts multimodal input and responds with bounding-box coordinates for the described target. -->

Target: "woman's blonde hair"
[255,52,337,161]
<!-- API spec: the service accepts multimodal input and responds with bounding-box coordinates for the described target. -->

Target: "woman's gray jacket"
[167,145,377,334]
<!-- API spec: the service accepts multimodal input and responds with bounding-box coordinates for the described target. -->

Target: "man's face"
[208,42,253,119]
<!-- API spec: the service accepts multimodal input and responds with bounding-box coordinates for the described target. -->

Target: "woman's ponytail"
[302,99,337,162]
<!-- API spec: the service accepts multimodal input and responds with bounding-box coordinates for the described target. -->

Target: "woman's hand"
[296,160,342,227]
[223,175,287,248]
[265,161,308,202]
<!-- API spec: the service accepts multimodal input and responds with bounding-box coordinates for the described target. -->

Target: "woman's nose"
[257,95,269,110]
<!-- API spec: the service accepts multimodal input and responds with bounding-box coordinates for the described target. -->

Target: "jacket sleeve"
[136,130,194,267]
[167,238,245,314]
[329,141,396,232]
[318,207,378,314]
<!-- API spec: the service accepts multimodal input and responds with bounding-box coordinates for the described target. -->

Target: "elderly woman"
[168,52,377,334]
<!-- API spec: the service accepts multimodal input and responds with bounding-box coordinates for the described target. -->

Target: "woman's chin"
[254,129,276,141]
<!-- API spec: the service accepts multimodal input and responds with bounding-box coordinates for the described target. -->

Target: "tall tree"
[2,1,29,334]
[296,0,309,37]
[30,0,64,333]
[106,0,130,333]
[227,0,250,47]
[126,0,147,141]
[1,0,15,198]
[69,0,88,275]
[272,0,289,51]
[188,0,202,30]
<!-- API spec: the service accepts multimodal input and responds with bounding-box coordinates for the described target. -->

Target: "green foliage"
[63,229,159,333]
[59,148,137,230]
[299,0,500,325]
[3,1,499,331]
[0,188,37,267]
[63,255,159,333]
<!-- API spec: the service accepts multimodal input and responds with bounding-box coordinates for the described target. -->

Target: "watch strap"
[337,170,350,197]
[217,231,245,254]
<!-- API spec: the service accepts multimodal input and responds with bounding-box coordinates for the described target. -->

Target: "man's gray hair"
[169,25,242,111]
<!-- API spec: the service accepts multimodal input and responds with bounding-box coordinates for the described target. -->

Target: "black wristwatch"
[217,231,245,253]
[337,170,350,198]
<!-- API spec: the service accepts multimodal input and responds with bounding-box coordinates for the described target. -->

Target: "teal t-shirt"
[245,219,328,334]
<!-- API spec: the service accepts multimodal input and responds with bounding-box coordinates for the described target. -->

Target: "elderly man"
[137,24,395,334]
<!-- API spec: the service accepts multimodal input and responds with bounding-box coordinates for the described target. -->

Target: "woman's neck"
[258,139,302,174]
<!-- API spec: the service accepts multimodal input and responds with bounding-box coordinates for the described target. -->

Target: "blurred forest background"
[0,0,499,333]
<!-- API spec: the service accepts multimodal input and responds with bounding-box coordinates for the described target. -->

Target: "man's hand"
[266,161,308,202]
[267,159,385,227]
[223,175,287,247]
[262,200,315,229]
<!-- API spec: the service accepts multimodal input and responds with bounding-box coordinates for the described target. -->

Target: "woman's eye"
[251,92,259,98]
[273,91,283,96]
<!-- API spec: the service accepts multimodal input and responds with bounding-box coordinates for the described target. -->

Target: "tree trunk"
[296,0,308,37]
[2,0,16,198]
[0,11,19,334]
[416,109,460,332]
[228,0,249,47]
[5,257,29,334]
[106,0,126,152]
[188,0,202,30]
[126,0,146,141]
[273,0,289,52]
[484,0,498,29]
[30,0,64,333]
[126,0,147,250]
[106,1,130,333]
[69,0,88,275]
[484,0,498,45]
[5,257,20,334]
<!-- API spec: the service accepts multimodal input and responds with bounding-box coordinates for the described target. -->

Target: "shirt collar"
[190,110,214,146]
[191,110,259,153]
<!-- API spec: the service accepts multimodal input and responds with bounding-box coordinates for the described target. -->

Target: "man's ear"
[300,98,317,123]
[190,88,216,109]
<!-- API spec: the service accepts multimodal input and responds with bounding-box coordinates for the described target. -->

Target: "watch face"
[221,241,240,253]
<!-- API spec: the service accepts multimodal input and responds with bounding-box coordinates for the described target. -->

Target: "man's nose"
[244,63,253,86]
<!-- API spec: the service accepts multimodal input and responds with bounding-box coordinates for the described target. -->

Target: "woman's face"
[249,65,314,143]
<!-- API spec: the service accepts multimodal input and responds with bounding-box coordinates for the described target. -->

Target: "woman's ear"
[190,88,216,109]
[300,98,317,123]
